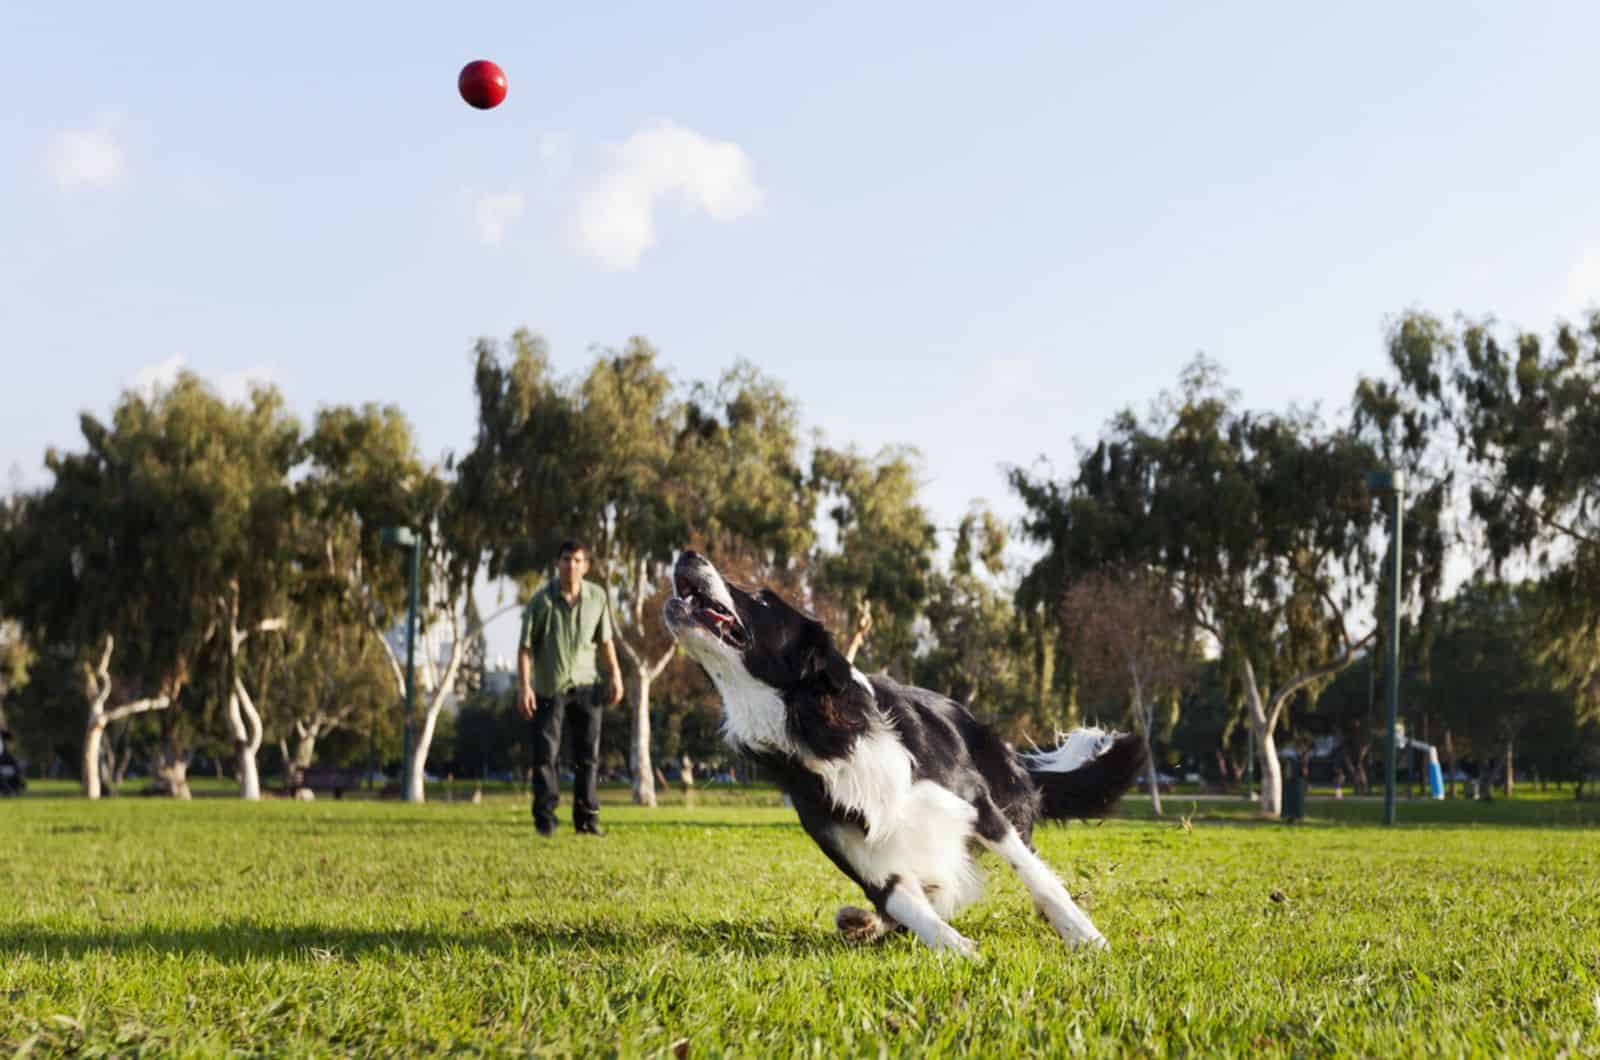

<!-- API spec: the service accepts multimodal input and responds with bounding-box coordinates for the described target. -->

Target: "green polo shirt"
[519,578,613,697]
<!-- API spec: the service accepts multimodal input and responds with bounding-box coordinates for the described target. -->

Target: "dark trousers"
[531,683,603,830]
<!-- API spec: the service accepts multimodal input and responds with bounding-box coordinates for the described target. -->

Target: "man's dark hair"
[558,539,588,559]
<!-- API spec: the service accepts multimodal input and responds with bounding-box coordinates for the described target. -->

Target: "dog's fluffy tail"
[1023,729,1147,820]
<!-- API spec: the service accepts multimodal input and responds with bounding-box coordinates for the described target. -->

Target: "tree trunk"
[387,600,518,805]
[1445,730,1457,800]
[82,717,106,800]
[225,676,264,801]
[843,600,873,665]
[1241,661,1283,817]
[632,668,657,807]
[292,725,319,776]
[1504,741,1514,799]
[154,753,192,799]
[1143,725,1162,817]
[79,635,171,799]
[1256,725,1283,817]
[406,704,441,803]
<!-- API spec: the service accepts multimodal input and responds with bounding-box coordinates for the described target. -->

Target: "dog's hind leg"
[975,802,1107,950]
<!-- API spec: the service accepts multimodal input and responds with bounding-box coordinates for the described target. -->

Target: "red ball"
[458,60,507,110]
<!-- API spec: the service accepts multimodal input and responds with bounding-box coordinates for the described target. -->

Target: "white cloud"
[128,355,277,403]
[130,354,187,396]
[45,118,127,191]
[568,120,763,270]
[217,362,279,403]
[471,190,527,247]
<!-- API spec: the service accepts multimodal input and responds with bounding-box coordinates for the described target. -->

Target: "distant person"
[516,540,624,837]
[0,729,26,796]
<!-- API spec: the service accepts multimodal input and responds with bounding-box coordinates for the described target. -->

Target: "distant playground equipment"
[1410,739,1446,800]
[1391,721,1445,799]
[1278,728,1443,820]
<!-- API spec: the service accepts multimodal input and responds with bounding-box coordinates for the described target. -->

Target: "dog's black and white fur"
[664,550,1145,956]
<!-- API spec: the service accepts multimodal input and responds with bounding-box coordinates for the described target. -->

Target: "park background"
[4,3,1600,1054]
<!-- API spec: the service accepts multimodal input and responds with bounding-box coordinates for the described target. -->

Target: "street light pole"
[380,526,420,802]
[1365,470,1406,826]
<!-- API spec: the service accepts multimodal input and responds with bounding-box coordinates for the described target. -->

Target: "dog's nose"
[679,549,703,565]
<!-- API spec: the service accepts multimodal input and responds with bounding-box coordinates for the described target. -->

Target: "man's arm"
[602,639,624,706]
[517,646,536,719]
[516,600,539,720]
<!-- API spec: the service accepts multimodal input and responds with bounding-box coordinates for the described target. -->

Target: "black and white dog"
[664,550,1145,956]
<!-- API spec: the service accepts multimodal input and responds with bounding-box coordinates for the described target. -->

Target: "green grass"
[3,789,1599,1057]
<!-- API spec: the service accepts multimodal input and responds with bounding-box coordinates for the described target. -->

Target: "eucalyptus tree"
[303,400,514,803]
[1371,310,1600,731]
[810,444,937,671]
[6,375,299,797]
[1015,358,1394,815]
[912,505,1035,738]
[453,332,680,805]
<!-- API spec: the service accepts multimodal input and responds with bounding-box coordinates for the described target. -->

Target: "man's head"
[556,540,589,590]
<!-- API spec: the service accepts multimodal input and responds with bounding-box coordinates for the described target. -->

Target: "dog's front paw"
[1071,932,1109,953]
[931,927,980,959]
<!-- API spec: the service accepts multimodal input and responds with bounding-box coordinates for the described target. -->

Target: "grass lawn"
[3,787,1599,1057]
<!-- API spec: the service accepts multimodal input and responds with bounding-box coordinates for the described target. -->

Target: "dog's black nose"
[678,550,703,565]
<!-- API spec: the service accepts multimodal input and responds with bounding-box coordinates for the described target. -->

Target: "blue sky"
[5,1,1599,660]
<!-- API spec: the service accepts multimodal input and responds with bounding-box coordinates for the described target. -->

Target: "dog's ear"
[799,622,853,695]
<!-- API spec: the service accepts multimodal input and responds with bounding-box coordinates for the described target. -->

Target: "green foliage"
[1371,310,1600,721]
[811,444,937,671]
[1015,359,1386,753]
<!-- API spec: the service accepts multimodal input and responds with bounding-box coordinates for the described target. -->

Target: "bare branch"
[647,645,676,682]
[101,695,171,727]
[1264,627,1377,728]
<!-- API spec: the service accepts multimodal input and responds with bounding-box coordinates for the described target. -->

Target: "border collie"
[664,550,1145,956]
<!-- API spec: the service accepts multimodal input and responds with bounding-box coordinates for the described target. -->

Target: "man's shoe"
[535,819,557,838]
[575,823,605,837]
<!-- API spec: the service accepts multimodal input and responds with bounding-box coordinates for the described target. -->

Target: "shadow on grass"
[0,916,844,963]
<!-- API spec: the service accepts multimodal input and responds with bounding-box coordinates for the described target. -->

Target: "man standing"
[517,540,625,837]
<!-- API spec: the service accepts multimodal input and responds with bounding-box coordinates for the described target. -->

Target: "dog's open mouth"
[670,572,751,650]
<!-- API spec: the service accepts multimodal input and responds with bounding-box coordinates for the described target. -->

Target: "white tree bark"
[225,674,265,800]
[843,600,873,665]
[616,639,674,807]
[80,635,170,800]
[386,599,521,803]
[1242,659,1283,816]
[218,598,285,801]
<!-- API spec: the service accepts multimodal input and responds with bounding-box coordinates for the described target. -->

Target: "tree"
[573,341,688,807]
[1371,310,1600,742]
[811,445,937,672]
[912,505,1032,733]
[1015,358,1403,816]
[300,400,514,803]
[6,375,299,797]
[1425,580,1582,797]
[454,333,682,806]
[1061,569,1191,815]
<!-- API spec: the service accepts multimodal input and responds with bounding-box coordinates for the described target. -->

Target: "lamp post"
[1365,470,1406,826]
[380,526,420,802]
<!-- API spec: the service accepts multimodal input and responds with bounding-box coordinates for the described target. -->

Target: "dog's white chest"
[710,668,794,754]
